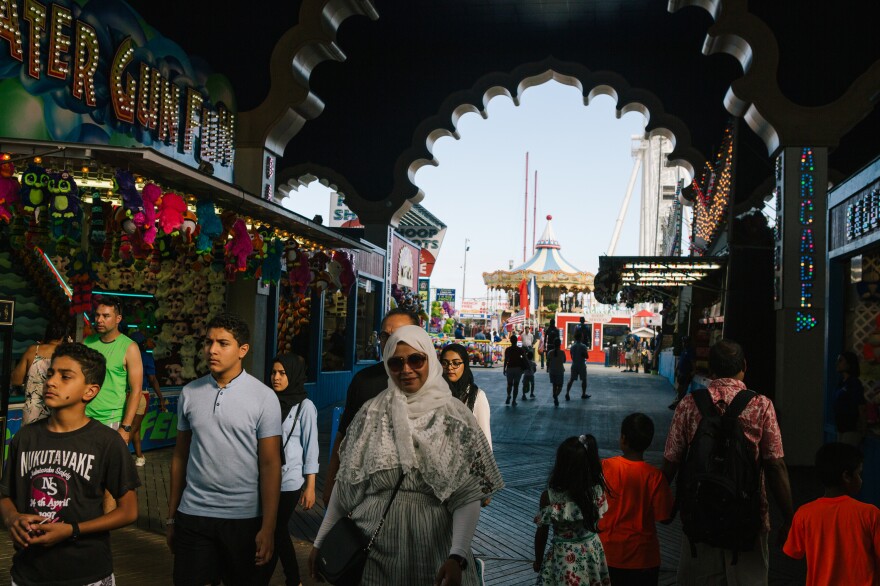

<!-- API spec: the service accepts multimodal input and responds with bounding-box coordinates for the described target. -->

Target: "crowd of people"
[2,303,880,586]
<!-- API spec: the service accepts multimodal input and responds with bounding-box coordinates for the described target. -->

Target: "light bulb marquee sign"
[0,0,236,182]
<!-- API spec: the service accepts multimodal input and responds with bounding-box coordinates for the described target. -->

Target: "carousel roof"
[482,215,594,291]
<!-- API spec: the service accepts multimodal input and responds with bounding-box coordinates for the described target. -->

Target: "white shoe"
[135,456,146,467]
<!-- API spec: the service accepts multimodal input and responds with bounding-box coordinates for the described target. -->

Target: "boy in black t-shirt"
[1,343,141,586]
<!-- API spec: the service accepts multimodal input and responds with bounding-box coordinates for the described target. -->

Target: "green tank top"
[84,333,133,424]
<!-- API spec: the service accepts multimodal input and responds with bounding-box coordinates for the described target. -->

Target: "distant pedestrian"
[669,335,695,409]
[566,332,591,400]
[504,334,527,405]
[533,434,610,585]
[522,354,537,400]
[521,326,535,352]
[834,351,866,446]
[543,320,560,352]
[575,316,590,346]
[783,442,880,586]
[546,339,566,407]
[11,320,70,425]
[599,413,673,585]
[536,335,545,370]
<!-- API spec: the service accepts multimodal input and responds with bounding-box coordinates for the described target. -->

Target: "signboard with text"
[435,288,455,303]
[0,0,237,182]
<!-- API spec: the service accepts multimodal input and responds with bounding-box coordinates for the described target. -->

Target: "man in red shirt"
[784,442,880,585]
[599,413,673,585]
[662,339,794,585]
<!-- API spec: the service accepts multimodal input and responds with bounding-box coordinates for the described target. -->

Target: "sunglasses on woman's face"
[387,353,428,373]
[440,359,464,368]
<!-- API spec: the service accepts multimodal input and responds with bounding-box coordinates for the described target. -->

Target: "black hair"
[43,318,70,342]
[580,316,585,323]
[94,295,123,316]
[509,333,517,343]
[548,435,607,533]
[620,412,654,452]
[709,338,745,378]
[815,442,863,488]
[574,331,582,343]
[52,342,106,387]
[380,308,419,329]
[838,351,861,378]
[206,313,250,346]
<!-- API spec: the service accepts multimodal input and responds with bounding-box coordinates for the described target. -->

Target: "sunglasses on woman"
[387,353,428,373]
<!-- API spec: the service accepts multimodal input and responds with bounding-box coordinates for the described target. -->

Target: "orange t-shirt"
[597,456,673,569]
[783,495,880,586]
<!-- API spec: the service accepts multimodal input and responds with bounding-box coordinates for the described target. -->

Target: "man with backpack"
[661,339,794,585]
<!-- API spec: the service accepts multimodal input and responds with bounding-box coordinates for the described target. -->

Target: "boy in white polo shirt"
[165,313,282,585]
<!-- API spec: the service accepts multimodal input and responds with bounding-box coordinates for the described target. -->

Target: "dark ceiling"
[131,0,880,212]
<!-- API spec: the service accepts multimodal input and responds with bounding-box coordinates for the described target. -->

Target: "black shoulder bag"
[280,402,304,467]
[317,473,406,585]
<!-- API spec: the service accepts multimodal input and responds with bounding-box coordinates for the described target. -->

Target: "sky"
[283,81,687,306]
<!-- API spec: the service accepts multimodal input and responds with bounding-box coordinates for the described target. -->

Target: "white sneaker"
[135,456,146,467]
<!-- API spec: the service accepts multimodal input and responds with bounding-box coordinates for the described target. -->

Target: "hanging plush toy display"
[0,155,19,222]
[88,193,109,251]
[261,238,284,284]
[19,163,49,220]
[331,250,356,296]
[48,170,82,243]
[309,250,333,292]
[69,250,97,315]
[138,184,161,245]
[195,198,222,254]
[225,218,252,278]
[157,191,186,235]
[114,169,141,235]
[285,241,312,294]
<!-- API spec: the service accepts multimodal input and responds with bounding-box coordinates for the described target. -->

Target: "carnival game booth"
[826,154,880,507]
[594,256,727,383]
[0,0,380,454]
[554,312,635,364]
[483,215,594,326]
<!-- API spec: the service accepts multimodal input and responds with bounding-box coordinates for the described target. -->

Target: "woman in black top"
[504,334,527,406]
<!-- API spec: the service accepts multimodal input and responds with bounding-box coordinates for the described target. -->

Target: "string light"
[796,147,817,332]
[691,124,735,255]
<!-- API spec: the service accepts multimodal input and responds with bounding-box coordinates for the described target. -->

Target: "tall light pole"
[462,238,470,310]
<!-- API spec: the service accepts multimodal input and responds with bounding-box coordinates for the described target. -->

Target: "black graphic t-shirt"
[0,419,141,585]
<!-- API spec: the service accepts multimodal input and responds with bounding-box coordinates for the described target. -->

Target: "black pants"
[173,511,269,586]
[268,489,303,586]
[608,566,659,586]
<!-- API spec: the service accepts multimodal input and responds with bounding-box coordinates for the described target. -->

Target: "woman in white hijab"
[309,325,503,585]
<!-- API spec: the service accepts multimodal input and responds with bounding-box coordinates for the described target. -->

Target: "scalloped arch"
[237,0,378,153]
[342,58,705,226]
[275,163,362,208]
[669,0,880,154]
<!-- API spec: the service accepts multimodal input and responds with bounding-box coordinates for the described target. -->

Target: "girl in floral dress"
[534,434,611,586]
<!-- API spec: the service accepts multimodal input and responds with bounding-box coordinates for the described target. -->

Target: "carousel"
[483,215,594,324]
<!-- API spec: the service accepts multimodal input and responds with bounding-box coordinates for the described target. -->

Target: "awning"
[0,139,373,253]
[594,256,727,304]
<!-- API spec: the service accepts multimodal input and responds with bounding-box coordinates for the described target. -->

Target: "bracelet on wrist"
[68,520,80,541]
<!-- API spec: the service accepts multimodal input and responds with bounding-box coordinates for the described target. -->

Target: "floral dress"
[535,487,610,586]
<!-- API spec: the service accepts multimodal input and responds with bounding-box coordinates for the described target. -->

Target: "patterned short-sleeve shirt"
[663,377,785,532]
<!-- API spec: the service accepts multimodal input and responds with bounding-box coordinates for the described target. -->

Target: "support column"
[227,278,271,381]
[362,223,393,313]
[774,147,827,465]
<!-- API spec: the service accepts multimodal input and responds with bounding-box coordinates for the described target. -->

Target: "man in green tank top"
[84,297,144,445]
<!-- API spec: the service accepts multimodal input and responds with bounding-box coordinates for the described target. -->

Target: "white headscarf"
[337,325,500,502]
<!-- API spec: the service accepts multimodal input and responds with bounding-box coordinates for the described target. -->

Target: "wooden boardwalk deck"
[1,365,813,584]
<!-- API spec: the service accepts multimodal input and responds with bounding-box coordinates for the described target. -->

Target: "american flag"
[507,309,526,325]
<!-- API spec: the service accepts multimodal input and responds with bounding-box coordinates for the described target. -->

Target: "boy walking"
[522,354,537,400]
[783,442,880,585]
[1,343,140,585]
[599,413,673,585]
[166,313,282,585]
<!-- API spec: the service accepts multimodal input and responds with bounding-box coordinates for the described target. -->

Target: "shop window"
[355,279,380,361]
[566,322,592,349]
[322,290,348,372]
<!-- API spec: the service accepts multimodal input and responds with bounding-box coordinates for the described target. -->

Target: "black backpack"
[679,388,762,563]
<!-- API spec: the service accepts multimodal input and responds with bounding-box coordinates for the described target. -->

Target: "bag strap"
[365,473,406,552]
[691,388,714,418]
[282,402,305,452]
[725,389,757,420]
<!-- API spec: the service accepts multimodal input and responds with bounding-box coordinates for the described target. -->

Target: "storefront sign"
[0,0,237,182]
[329,193,360,227]
[845,188,880,242]
[435,288,455,303]
[397,246,414,288]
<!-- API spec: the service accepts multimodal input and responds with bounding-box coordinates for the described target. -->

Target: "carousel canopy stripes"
[482,215,594,292]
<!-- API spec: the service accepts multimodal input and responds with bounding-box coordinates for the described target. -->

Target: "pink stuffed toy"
[332,250,356,295]
[137,183,161,244]
[285,242,312,295]
[0,176,19,222]
[156,191,187,235]
[225,218,252,272]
